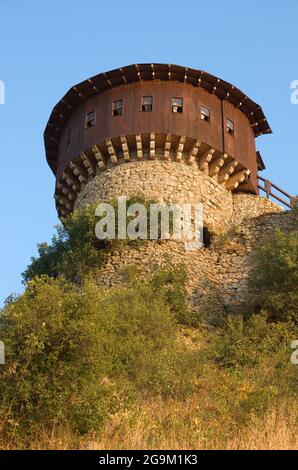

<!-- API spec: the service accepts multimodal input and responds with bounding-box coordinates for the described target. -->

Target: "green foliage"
[148,262,200,326]
[199,312,298,425]
[97,284,198,398]
[3,200,298,447]
[22,195,154,283]
[22,210,105,283]
[0,274,199,443]
[0,277,118,438]
[249,229,298,322]
[208,313,298,370]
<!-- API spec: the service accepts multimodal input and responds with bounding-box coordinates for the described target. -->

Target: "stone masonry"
[73,159,296,313]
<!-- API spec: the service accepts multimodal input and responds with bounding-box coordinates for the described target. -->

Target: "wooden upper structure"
[44,64,272,217]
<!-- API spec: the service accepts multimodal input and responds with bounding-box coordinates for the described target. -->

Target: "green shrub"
[249,229,298,322]
[22,195,155,284]
[98,284,198,397]
[0,273,199,443]
[4,200,298,447]
[207,312,298,370]
[22,211,104,283]
[198,311,298,426]
[149,262,200,326]
[0,277,119,440]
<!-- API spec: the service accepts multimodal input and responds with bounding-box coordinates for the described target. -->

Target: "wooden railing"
[258,176,296,209]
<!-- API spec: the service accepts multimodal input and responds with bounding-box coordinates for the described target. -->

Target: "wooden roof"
[44,63,272,173]
[256,151,266,171]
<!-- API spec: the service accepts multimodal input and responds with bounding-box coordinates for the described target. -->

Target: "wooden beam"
[55,194,72,210]
[225,169,251,190]
[136,134,143,159]
[175,136,185,162]
[105,139,118,165]
[187,140,201,165]
[209,153,228,178]
[198,147,215,173]
[150,132,155,159]
[120,136,130,161]
[66,191,75,201]
[80,152,96,177]
[57,182,76,201]
[164,134,171,160]
[218,160,239,183]
[57,181,69,195]
[69,161,88,183]
[61,172,80,191]
[91,144,106,170]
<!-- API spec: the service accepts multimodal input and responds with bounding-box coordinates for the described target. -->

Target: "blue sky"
[0,0,297,305]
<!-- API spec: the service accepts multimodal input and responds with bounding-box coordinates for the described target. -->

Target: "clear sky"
[0,0,297,305]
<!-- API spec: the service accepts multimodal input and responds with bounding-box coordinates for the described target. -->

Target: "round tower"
[44,63,276,233]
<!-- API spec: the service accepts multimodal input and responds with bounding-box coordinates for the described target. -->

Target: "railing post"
[264,179,271,199]
[258,175,294,209]
[290,196,297,209]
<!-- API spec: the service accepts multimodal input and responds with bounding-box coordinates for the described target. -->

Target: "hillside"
[0,201,297,450]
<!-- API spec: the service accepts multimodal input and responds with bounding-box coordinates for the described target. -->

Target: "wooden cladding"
[55,81,258,193]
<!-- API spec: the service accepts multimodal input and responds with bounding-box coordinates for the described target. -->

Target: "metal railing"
[258,176,296,209]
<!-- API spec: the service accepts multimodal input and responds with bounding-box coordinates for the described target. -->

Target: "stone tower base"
[71,159,295,314]
[94,210,296,314]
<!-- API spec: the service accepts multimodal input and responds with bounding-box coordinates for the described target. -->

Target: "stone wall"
[94,210,297,315]
[75,160,283,234]
[232,193,283,226]
[75,160,234,233]
[73,158,295,315]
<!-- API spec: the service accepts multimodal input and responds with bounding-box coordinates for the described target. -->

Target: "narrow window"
[172,97,183,113]
[203,226,212,248]
[226,118,234,135]
[66,129,71,147]
[112,99,123,116]
[85,110,96,128]
[201,105,210,121]
[141,96,153,112]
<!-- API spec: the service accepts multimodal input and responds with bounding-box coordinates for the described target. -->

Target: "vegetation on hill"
[22,195,155,283]
[0,201,297,449]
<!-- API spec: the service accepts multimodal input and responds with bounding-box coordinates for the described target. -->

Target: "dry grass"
[227,412,298,450]
[85,400,298,450]
[1,398,297,450]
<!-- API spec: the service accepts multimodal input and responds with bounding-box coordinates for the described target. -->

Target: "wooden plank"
[69,161,88,183]
[218,160,238,183]
[91,144,106,170]
[61,171,80,191]
[225,169,250,190]
[80,152,96,177]
[136,134,143,159]
[175,135,185,161]
[150,132,155,159]
[55,194,72,210]
[198,147,215,173]
[120,136,130,161]
[187,140,201,165]
[164,134,171,160]
[209,153,228,178]
[57,182,76,200]
[105,139,118,165]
